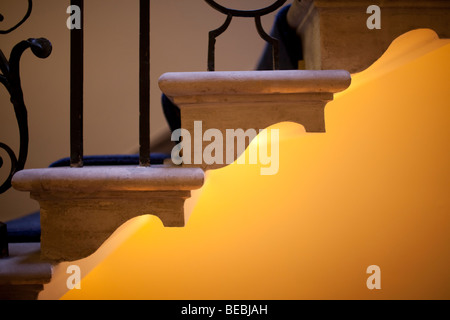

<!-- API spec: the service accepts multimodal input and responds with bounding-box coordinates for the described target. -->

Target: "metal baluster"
[139,0,151,167]
[70,0,84,167]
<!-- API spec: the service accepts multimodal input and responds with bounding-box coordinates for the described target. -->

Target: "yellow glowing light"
[41,29,450,300]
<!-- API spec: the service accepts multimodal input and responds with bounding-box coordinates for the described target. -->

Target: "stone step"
[159,69,351,170]
[286,0,450,73]
[12,165,204,262]
[0,243,53,300]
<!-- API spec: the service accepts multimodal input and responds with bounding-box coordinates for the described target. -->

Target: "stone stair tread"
[0,243,52,285]
[12,165,204,192]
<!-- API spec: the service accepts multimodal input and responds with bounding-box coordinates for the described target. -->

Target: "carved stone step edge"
[12,166,205,262]
[159,70,351,170]
[0,243,52,300]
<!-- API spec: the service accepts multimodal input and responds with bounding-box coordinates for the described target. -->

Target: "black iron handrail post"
[69,0,151,167]
[139,0,151,167]
[70,0,84,167]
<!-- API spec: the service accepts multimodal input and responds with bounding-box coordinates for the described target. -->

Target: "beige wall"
[0,0,281,221]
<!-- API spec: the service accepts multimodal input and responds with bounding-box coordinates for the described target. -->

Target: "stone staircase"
[1,0,449,299]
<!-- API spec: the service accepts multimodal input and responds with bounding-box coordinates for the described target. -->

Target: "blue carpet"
[6,211,41,243]
[49,153,170,167]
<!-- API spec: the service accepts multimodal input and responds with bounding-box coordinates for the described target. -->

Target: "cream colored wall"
[0,0,280,221]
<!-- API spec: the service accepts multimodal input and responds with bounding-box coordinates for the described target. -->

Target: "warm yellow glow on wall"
[42,29,450,300]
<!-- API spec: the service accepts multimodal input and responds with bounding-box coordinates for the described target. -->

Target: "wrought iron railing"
[69,0,151,168]
[0,0,52,257]
[0,0,288,257]
[1,0,287,193]
[205,0,287,71]
[0,0,52,195]
[68,0,286,168]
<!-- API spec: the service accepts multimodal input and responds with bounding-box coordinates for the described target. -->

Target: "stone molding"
[287,0,450,72]
[160,70,351,169]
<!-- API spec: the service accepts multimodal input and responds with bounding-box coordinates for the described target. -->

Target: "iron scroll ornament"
[0,0,33,35]
[0,38,52,194]
[0,0,52,194]
[204,0,287,71]
[0,36,52,193]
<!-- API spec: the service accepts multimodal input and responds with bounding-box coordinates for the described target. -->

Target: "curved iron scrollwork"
[204,0,287,71]
[0,0,33,35]
[0,1,52,194]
